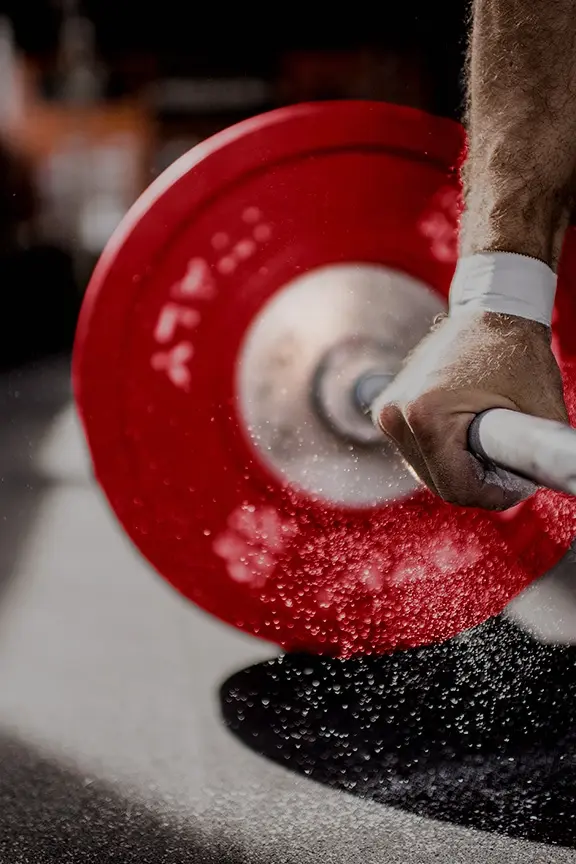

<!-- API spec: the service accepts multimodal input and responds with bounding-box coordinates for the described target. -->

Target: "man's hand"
[374,311,568,510]
[381,0,576,510]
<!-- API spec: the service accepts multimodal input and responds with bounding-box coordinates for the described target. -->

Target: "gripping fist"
[373,311,567,510]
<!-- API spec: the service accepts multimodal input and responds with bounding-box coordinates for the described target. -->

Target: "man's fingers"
[378,403,439,497]
[402,405,533,510]
[379,401,534,510]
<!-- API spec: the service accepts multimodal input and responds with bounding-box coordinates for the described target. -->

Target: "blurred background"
[0,0,467,370]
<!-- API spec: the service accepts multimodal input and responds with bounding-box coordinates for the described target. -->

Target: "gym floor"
[1,357,576,863]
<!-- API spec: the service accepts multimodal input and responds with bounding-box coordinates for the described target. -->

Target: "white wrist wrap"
[449,252,557,327]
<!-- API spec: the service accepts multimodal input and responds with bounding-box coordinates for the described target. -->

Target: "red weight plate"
[73,101,576,657]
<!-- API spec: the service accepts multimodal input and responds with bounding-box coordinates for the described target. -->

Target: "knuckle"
[377,403,405,438]
[404,399,445,450]
[403,398,434,430]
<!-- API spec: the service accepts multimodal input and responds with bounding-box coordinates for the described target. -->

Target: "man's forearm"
[462,0,576,270]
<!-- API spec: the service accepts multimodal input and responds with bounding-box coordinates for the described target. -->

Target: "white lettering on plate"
[172,257,216,300]
[213,503,297,588]
[212,208,272,275]
[151,210,272,390]
[419,186,462,264]
[358,564,384,593]
[150,341,194,391]
[154,303,200,344]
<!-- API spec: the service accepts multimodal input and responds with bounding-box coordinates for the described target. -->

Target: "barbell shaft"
[467,408,576,496]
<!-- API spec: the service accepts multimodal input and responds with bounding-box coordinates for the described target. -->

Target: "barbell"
[73,100,576,657]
